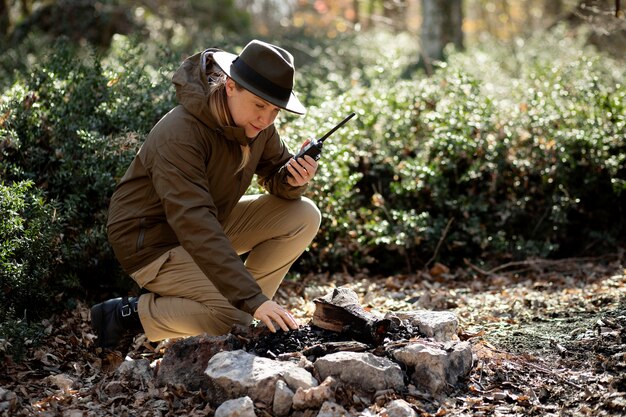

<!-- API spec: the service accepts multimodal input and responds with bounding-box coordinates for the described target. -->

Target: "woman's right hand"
[253,300,299,333]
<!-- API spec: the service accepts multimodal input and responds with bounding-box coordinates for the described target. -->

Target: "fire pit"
[244,287,423,360]
[155,286,474,416]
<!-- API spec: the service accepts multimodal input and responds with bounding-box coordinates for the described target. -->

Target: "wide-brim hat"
[213,39,306,115]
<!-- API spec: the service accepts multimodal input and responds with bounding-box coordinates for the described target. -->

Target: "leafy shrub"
[0,181,60,359]
[0,37,176,293]
[282,29,625,272]
[0,318,45,362]
[434,28,626,262]
[1,29,624,287]
[279,31,421,109]
[0,180,60,321]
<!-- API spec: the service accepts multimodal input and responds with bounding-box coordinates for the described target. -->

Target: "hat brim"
[213,51,306,115]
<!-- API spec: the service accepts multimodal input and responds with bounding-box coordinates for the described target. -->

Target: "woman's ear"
[225,77,236,97]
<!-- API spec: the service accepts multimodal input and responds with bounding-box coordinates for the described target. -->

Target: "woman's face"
[225,78,281,138]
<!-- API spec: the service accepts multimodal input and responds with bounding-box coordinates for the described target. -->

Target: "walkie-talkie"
[294,112,356,161]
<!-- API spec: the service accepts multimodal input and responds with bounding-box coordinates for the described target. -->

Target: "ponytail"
[207,71,250,172]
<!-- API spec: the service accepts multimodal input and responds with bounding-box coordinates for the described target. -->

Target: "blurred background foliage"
[0,0,624,357]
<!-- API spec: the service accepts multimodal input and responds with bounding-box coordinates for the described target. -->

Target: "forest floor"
[1,254,625,416]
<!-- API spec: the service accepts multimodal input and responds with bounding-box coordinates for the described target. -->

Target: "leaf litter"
[0,254,624,416]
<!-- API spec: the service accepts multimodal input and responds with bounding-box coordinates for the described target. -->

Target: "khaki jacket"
[107,49,307,314]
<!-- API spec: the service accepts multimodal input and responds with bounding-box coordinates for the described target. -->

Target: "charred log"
[311,287,391,346]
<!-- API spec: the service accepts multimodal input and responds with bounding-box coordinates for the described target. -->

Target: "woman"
[91,39,321,349]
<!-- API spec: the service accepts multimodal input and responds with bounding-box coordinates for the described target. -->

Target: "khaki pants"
[130,194,321,341]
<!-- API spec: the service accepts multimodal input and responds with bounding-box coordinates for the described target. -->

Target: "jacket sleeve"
[140,130,269,315]
[256,127,308,199]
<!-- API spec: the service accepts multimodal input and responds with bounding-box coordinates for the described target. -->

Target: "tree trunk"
[420,0,463,64]
[20,0,31,16]
[382,0,409,31]
[562,0,626,58]
[544,0,564,18]
[0,0,9,37]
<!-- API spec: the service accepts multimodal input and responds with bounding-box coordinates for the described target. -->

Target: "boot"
[91,296,143,349]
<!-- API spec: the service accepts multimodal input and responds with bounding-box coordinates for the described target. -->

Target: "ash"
[246,325,349,358]
[245,318,422,359]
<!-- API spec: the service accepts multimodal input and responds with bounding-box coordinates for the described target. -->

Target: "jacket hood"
[172,49,250,146]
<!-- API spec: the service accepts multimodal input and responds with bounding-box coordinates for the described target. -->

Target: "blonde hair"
[207,71,251,172]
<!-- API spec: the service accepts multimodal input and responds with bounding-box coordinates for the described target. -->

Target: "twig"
[487,259,543,274]
[464,259,491,276]
[480,342,584,390]
[425,217,454,268]
[467,253,621,277]
[520,360,583,390]
[550,339,568,357]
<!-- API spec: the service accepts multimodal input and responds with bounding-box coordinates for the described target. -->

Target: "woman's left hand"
[286,139,318,187]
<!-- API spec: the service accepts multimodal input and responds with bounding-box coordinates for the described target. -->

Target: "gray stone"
[395,310,459,342]
[157,333,241,390]
[314,351,405,392]
[292,376,335,410]
[205,350,317,406]
[215,396,256,417]
[115,358,154,387]
[273,379,294,417]
[392,340,473,394]
[317,401,349,417]
[0,387,18,413]
[386,399,417,417]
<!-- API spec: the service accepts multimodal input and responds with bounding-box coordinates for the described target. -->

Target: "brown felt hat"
[213,39,306,115]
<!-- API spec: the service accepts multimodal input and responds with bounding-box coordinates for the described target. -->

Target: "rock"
[116,358,154,387]
[157,333,241,390]
[386,399,417,417]
[273,380,294,417]
[148,295,473,409]
[391,340,473,394]
[292,376,336,410]
[103,359,154,396]
[445,341,474,383]
[205,349,318,407]
[215,396,256,417]
[314,351,405,393]
[46,373,75,392]
[0,387,18,413]
[395,310,459,342]
[317,401,349,417]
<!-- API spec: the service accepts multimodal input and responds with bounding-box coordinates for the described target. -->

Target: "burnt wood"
[311,287,391,346]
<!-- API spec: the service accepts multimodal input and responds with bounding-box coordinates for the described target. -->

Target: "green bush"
[0,181,60,359]
[281,30,625,272]
[0,180,60,321]
[422,29,626,263]
[0,37,176,293]
[1,29,624,286]
[0,318,46,362]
